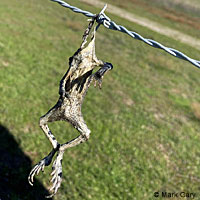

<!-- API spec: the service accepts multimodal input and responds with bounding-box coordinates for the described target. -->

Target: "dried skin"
[28,21,113,197]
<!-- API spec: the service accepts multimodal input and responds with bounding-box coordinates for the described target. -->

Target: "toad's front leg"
[93,62,113,88]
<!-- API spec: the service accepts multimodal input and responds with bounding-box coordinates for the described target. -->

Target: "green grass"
[0,0,200,199]
[105,0,200,39]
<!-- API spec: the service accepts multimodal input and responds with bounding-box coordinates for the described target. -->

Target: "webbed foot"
[28,148,57,186]
[46,150,64,198]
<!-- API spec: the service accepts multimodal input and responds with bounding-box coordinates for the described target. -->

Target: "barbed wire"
[50,0,200,69]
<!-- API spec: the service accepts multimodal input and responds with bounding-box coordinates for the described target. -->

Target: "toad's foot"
[28,148,57,186]
[46,150,64,198]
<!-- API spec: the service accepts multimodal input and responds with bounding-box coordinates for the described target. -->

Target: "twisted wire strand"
[50,0,95,17]
[50,0,200,69]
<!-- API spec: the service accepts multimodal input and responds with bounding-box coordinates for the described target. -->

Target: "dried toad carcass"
[28,21,113,198]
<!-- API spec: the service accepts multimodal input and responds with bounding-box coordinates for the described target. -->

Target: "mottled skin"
[28,21,113,198]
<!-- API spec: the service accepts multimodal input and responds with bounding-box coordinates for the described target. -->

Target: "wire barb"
[50,0,200,69]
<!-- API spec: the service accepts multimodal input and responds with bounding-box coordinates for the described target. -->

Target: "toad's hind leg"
[61,114,91,150]
[28,100,63,186]
[46,114,91,198]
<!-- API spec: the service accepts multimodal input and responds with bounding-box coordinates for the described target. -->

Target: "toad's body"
[28,21,113,198]
[60,37,101,105]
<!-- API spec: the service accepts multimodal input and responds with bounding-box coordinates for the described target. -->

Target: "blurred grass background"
[0,0,200,199]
